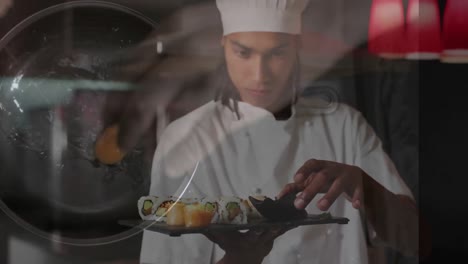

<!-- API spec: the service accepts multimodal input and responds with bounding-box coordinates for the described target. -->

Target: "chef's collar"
[273,103,296,120]
[225,98,297,123]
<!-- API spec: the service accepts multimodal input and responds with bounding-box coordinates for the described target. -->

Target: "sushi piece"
[137,196,159,220]
[218,196,248,224]
[166,202,186,226]
[166,196,204,226]
[154,197,176,222]
[201,197,220,223]
[184,202,215,227]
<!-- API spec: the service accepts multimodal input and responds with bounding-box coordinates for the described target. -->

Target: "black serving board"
[118,213,349,237]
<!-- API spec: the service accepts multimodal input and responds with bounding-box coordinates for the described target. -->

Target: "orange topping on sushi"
[166,203,186,226]
[184,203,214,227]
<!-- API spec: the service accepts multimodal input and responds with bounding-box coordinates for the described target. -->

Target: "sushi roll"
[201,197,220,223]
[218,196,248,224]
[137,196,159,220]
[175,197,201,205]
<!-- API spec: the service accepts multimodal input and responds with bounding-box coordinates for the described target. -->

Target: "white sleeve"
[352,110,415,247]
[353,111,414,200]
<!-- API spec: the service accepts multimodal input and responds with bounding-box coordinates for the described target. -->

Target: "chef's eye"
[271,50,286,57]
[235,49,251,58]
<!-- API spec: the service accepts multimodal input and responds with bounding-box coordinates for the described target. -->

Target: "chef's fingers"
[277,183,303,199]
[110,2,223,153]
[317,177,345,211]
[115,30,221,81]
[204,230,244,247]
[278,168,321,199]
[109,3,216,76]
[352,183,363,209]
[242,229,265,245]
[257,227,290,242]
[112,25,220,83]
[276,173,315,199]
[141,121,157,163]
[117,90,159,152]
[250,228,264,236]
[243,228,278,244]
[102,91,131,127]
[107,31,165,83]
[293,159,327,184]
[117,69,215,152]
[116,75,182,151]
[294,170,329,210]
[125,1,219,65]
[156,2,220,43]
[203,232,216,242]
[204,231,228,249]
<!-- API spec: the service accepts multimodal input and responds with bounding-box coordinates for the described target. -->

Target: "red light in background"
[441,0,468,63]
[368,0,406,59]
[405,0,442,60]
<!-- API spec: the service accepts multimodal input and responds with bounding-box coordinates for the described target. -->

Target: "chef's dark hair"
[214,54,301,119]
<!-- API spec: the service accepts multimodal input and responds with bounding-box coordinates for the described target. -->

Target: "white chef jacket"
[139,96,414,264]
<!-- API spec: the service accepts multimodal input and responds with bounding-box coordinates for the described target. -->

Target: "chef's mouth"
[246,89,272,96]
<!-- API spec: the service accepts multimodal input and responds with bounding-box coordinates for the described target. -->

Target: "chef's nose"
[252,56,270,84]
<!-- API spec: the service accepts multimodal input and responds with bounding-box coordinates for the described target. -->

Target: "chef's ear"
[221,36,226,46]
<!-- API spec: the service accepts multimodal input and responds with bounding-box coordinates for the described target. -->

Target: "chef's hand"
[278,159,364,211]
[205,228,289,264]
[101,1,221,160]
[101,72,215,162]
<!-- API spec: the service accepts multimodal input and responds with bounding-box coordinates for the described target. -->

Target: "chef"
[139,0,419,263]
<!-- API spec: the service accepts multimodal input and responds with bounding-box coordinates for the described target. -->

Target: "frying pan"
[0,1,158,239]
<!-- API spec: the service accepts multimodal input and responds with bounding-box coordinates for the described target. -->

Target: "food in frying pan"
[94,124,126,165]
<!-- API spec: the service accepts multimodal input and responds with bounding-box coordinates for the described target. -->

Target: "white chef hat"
[216,0,310,36]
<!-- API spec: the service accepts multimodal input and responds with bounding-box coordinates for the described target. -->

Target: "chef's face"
[222,32,299,113]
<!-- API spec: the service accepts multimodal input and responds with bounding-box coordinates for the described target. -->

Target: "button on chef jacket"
[139,96,414,264]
